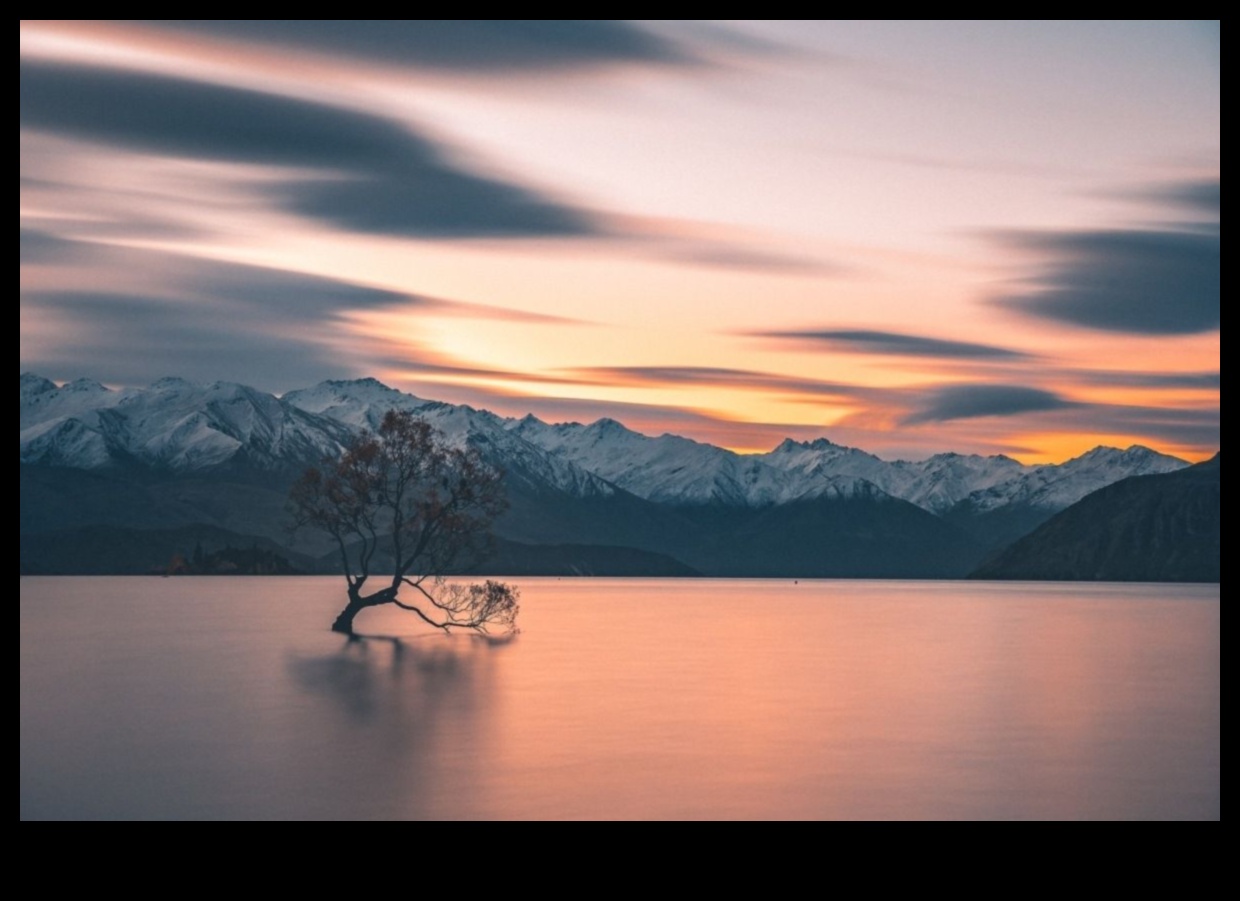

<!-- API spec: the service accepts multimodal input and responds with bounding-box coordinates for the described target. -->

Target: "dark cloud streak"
[754,328,1031,360]
[993,227,1220,335]
[21,231,604,394]
[23,291,360,390]
[141,20,695,72]
[1148,178,1221,216]
[1069,369,1220,390]
[20,227,80,264]
[566,365,872,399]
[902,385,1075,425]
[19,60,599,239]
[1102,177,1221,217]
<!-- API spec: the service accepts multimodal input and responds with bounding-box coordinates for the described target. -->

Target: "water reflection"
[20,577,1219,819]
[279,632,504,819]
[289,634,474,722]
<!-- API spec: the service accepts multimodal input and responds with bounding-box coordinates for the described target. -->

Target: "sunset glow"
[20,21,1219,462]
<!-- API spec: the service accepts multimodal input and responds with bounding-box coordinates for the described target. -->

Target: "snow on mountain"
[513,420,1023,509]
[511,417,882,506]
[20,376,347,471]
[895,453,1029,512]
[284,379,616,498]
[957,445,1188,513]
[19,415,116,469]
[281,377,432,430]
[765,439,1026,513]
[20,374,132,431]
[19,373,1190,514]
[20,372,58,403]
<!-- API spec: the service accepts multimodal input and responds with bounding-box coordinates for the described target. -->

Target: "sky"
[19,21,1220,462]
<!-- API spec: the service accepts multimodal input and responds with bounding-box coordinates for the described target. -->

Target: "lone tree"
[289,410,519,636]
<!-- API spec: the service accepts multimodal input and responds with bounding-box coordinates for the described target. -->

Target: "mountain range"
[20,373,1197,578]
[970,454,1220,582]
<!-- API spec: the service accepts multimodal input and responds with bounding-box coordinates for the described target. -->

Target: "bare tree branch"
[288,409,519,637]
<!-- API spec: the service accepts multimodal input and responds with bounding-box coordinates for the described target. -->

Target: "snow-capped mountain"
[281,377,432,431]
[508,416,854,505]
[283,378,616,498]
[19,373,1189,515]
[21,373,133,430]
[508,418,1028,509]
[970,454,1220,582]
[21,372,1202,578]
[953,445,1188,514]
[763,438,1027,513]
[21,376,347,471]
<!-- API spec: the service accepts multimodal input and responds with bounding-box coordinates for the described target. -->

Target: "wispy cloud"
[19,227,79,264]
[901,384,1076,425]
[1067,369,1220,390]
[563,365,873,400]
[1043,402,1221,450]
[138,20,699,73]
[20,60,836,276]
[643,239,841,275]
[752,328,1032,360]
[991,227,1220,335]
[20,236,587,391]
[20,60,600,240]
[1100,176,1221,217]
[395,296,588,326]
[23,247,411,389]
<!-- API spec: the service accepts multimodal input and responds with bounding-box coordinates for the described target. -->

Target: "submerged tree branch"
[289,409,518,637]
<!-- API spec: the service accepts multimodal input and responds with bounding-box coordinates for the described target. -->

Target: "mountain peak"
[589,417,629,434]
[318,376,397,392]
[772,436,837,453]
[150,376,196,391]
[511,412,545,429]
[20,373,58,397]
[63,378,109,393]
[1075,444,1179,465]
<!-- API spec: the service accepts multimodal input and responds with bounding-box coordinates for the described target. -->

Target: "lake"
[20,577,1219,820]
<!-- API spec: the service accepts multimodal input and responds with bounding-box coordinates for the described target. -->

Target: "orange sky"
[19,21,1219,462]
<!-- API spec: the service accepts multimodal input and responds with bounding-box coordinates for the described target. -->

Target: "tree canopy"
[289,410,518,636]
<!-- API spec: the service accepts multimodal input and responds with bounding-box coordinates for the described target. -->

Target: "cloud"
[602,212,844,275]
[21,232,605,392]
[20,227,80,264]
[173,261,409,316]
[409,297,586,325]
[19,60,599,239]
[754,328,1031,360]
[1069,369,1220,390]
[139,20,696,73]
[1145,178,1221,217]
[1091,176,1220,218]
[565,365,870,400]
[272,170,592,239]
[23,290,364,390]
[902,385,1075,425]
[380,361,589,387]
[22,238,417,390]
[993,228,1220,335]
[650,242,841,275]
[19,61,833,272]
[1048,402,1221,450]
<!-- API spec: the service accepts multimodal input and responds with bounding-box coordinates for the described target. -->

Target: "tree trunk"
[331,589,367,635]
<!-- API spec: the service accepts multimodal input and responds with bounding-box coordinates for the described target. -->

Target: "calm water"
[20,577,1219,820]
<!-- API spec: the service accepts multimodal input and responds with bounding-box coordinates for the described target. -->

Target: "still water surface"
[21,577,1219,819]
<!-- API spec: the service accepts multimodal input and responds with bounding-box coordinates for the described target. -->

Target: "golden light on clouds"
[20,20,1218,462]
